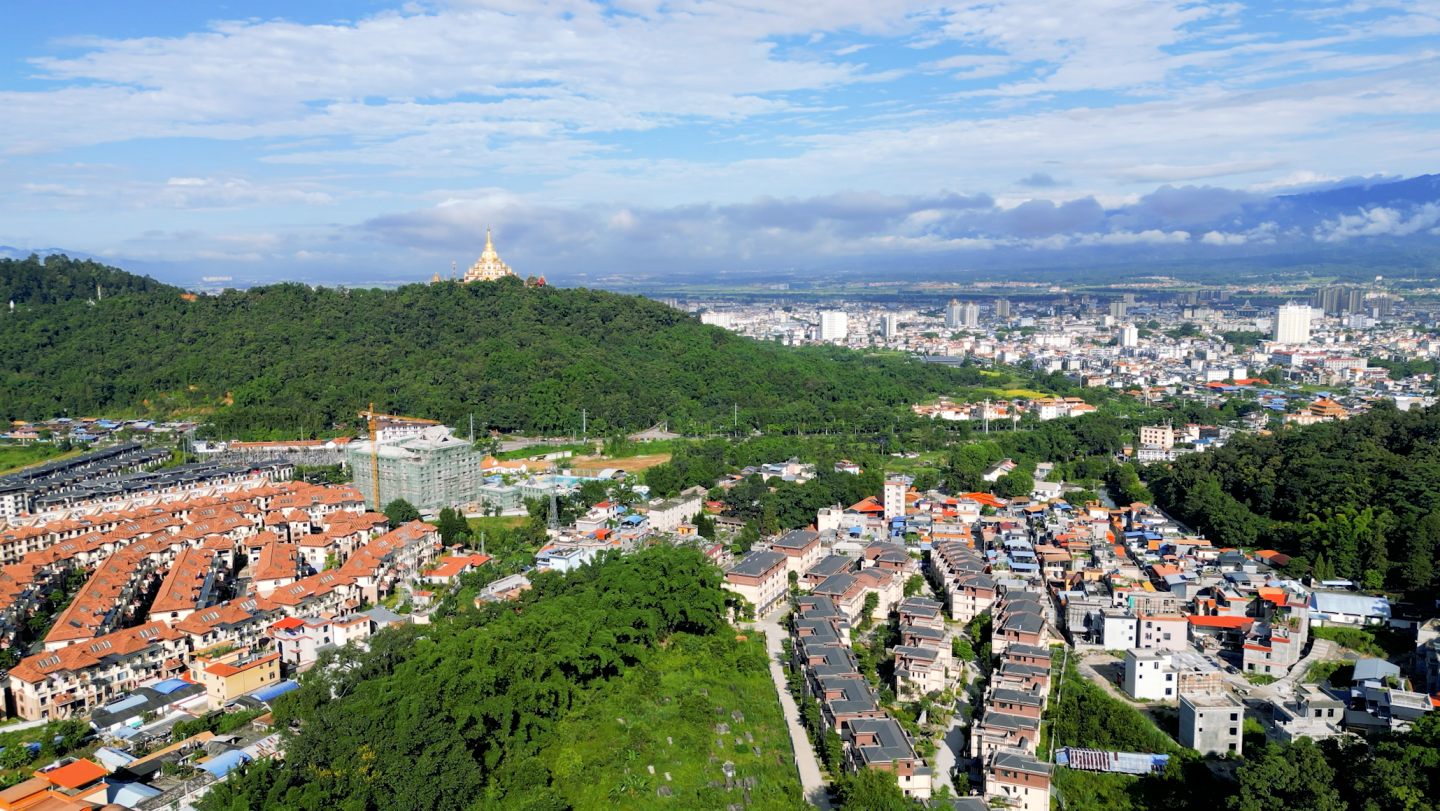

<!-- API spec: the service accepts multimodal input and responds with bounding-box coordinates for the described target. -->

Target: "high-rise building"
[1123,293,1137,305]
[1119,325,1139,347]
[883,478,907,522]
[1109,301,1127,318]
[880,313,899,338]
[945,299,962,329]
[1273,303,1311,344]
[819,310,848,342]
[960,302,980,327]
[994,298,1012,319]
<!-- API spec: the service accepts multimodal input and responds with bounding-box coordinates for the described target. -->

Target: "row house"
[801,553,854,588]
[146,547,228,624]
[9,621,187,721]
[270,612,375,668]
[268,570,363,617]
[250,540,303,598]
[985,748,1052,811]
[768,529,824,578]
[42,549,157,652]
[174,595,284,652]
[844,717,934,799]
[723,551,788,616]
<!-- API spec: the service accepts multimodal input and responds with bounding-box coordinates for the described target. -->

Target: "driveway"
[752,613,830,809]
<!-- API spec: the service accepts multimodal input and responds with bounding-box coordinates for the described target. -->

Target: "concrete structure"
[819,310,849,342]
[1274,303,1312,345]
[1179,690,1243,756]
[960,302,980,328]
[346,425,483,512]
[1273,684,1346,741]
[945,299,963,329]
[644,494,703,533]
[1119,325,1139,347]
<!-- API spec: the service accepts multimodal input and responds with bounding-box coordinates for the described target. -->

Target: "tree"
[1232,739,1345,811]
[994,467,1034,499]
[911,467,940,493]
[734,521,760,555]
[383,498,420,529]
[952,637,974,662]
[695,512,716,540]
[833,764,912,811]
[435,507,470,544]
[903,575,925,598]
[788,570,800,596]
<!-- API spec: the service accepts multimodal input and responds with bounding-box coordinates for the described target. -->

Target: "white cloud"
[1314,203,1440,241]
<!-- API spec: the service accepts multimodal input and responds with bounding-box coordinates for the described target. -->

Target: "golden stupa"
[463,228,516,282]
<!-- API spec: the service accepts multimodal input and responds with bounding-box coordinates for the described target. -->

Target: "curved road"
[752,614,830,809]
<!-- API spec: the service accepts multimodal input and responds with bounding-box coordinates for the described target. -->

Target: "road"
[753,613,830,809]
[931,709,965,796]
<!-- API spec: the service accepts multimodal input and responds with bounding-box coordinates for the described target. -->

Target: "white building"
[880,313,900,338]
[884,479,907,523]
[961,302,980,327]
[1123,649,1176,700]
[819,310,849,342]
[701,311,734,329]
[1274,303,1311,345]
[1119,325,1139,347]
[945,299,963,328]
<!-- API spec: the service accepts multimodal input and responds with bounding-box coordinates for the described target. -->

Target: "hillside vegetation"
[0,256,994,437]
[197,546,807,811]
[1147,402,1440,589]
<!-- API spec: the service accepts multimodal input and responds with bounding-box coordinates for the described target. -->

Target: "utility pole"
[469,414,474,443]
[984,398,990,434]
[480,532,485,557]
[734,403,738,431]
[582,409,586,439]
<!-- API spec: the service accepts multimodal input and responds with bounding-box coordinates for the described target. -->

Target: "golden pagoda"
[463,228,516,282]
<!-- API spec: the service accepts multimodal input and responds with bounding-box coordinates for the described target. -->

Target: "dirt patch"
[569,454,671,472]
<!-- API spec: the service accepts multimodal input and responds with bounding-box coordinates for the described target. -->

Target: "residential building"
[819,311,849,342]
[984,748,1052,811]
[724,551,788,615]
[770,529,823,578]
[190,647,282,709]
[1122,649,1176,701]
[1274,303,1311,345]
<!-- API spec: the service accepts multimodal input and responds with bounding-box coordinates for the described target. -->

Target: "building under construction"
[345,425,482,514]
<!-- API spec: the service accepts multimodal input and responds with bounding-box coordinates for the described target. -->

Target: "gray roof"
[772,529,820,551]
[993,749,1053,775]
[729,550,786,578]
[805,554,854,579]
[1310,591,1392,618]
[1352,658,1402,682]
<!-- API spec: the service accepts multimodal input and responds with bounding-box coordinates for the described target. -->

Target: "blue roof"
[152,678,192,695]
[198,750,251,777]
[102,694,148,714]
[1310,592,1391,619]
[249,679,301,703]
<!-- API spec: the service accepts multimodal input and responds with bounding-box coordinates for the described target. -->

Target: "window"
[1230,713,1238,721]
[1229,727,1237,735]
[1166,674,1173,681]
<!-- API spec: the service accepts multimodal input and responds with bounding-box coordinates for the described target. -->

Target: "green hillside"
[0,256,995,437]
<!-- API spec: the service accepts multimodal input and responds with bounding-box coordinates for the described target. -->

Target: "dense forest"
[0,255,1000,437]
[1147,402,1440,589]
[0,253,179,305]
[198,546,809,811]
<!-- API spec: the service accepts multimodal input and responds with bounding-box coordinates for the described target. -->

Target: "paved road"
[753,614,830,809]
[931,711,964,796]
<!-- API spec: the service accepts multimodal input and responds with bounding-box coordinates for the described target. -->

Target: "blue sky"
[2,0,1439,285]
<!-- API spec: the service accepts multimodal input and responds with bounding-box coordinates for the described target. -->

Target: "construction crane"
[358,404,441,508]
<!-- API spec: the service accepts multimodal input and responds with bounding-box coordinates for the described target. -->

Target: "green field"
[541,632,805,811]
[0,444,70,475]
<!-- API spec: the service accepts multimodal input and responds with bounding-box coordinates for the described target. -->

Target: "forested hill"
[1147,402,1440,590]
[0,257,993,436]
[0,254,181,305]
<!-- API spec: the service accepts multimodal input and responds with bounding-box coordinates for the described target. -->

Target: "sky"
[2,0,1439,286]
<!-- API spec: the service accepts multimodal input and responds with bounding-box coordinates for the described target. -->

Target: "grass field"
[542,632,804,811]
[0,445,73,476]
[570,454,672,472]
[466,516,527,534]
